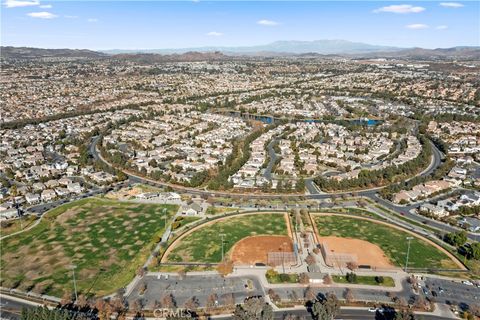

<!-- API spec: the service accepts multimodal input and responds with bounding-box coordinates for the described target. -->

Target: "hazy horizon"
[2,1,479,50]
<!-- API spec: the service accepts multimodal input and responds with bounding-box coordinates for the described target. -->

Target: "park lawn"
[0,215,38,237]
[171,216,201,230]
[332,275,395,287]
[0,197,177,297]
[166,213,288,263]
[206,206,240,215]
[314,215,459,269]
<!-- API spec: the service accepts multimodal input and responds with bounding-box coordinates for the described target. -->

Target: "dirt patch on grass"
[230,235,293,265]
[57,208,82,224]
[319,236,394,268]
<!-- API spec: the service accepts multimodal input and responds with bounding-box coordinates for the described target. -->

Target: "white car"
[463,280,474,286]
[368,307,377,313]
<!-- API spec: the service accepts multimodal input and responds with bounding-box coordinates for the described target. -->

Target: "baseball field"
[313,214,463,270]
[163,213,292,264]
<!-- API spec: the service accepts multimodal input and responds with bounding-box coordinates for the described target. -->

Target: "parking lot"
[423,277,480,307]
[127,274,264,308]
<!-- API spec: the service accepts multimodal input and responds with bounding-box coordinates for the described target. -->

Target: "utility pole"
[404,237,414,273]
[70,264,78,302]
[220,234,226,262]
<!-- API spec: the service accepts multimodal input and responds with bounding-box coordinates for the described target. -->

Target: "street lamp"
[404,237,414,273]
[69,264,78,302]
[220,234,226,262]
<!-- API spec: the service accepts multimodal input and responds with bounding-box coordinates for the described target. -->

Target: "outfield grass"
[314,215,459,269]
[0,197,177,297]
[332,275,395,287]
[166,213,288,263]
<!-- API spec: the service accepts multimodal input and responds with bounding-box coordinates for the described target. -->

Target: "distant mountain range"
[1,40,479,60]
[0,46,106,59]
[104,40,400,55]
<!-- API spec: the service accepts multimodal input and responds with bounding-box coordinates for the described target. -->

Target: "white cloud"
[374,4,425,14]
[4,0,39,8]
[39,4,51,8]
[27,11,57,19]
[257,19,279,26]
[436,25,448,30]
[440,2,464,8]
[87,18,98,22]
[406,23,429,29]
[206,31,223,37]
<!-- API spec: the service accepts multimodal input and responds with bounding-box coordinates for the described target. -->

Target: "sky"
[1,0,479,50]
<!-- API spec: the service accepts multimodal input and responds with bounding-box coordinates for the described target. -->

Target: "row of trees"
[380,157,454,201]
[444,231,480,260]
[207,126,270,190]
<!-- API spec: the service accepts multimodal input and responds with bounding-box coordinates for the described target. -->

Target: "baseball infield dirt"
[230,235,293,265]
[320,236,394,268]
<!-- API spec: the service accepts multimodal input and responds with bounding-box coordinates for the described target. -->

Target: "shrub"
[346,272,357,283]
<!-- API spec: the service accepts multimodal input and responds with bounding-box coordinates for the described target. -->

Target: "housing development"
[1,23,480,320]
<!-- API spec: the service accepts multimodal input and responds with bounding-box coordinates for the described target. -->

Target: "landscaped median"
[332,273,395,287]
[0,197,178,297]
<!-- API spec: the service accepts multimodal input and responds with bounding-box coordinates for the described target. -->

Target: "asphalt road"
[212,307,455,320]
[263,137,279,181]
[0,295,36,320]
[90,135,480,242]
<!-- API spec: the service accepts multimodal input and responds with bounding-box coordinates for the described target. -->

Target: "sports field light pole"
[220,234,226,262]
[162,208,168,228]
[404,237,414,273]
[69,264,78,302]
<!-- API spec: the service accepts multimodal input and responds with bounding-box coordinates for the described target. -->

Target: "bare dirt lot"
[319,236,394,268]
[230,235,293,265]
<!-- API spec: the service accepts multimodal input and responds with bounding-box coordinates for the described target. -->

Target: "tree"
[268,288,281,303]
[346,272,357,283]
[161,293,176,308]
[95,299,112,320]
[467,242,480,260]
[344,288,354,303]
[222,292,235,307]
[184,296,200,311]
[312,300,329,320]
[323,275,333,285]
[304,286,316,302]
[324,293,340,318]
[206,293,218,309]
[305,254,316,266]
[346,262,358,271]
[233,297,272,320]
[299,273,310,284]
[77,294,88,308]
[444,231,468,247]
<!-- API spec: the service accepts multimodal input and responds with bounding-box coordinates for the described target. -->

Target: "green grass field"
[314,215,459,269]
[0,197,177,297]
[166,213,288,263]
[332,275,395,287]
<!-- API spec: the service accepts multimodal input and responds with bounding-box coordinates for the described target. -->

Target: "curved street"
[89,135,479,242]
